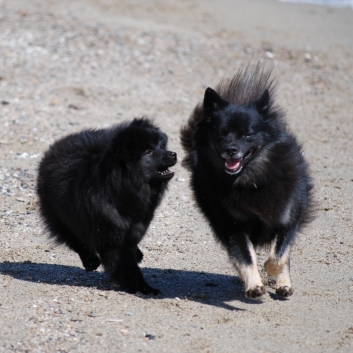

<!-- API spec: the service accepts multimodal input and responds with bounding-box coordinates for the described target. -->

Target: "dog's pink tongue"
[225,158,241,170]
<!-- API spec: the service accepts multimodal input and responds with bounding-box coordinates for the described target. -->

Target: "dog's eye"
[243,132,252,138]
[145,150,154,156]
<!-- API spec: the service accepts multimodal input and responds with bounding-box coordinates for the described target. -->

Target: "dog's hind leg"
[229,235,266,299]
[264,228,296,297]
[71,244,101,272]
[77,249,101,272]
[63,236,101,272]
[99,246,159,295]
[47,219,101,271]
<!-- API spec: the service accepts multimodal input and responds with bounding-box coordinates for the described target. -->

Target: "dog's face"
[137,131,177,182]
[113,119,177,182]
[203,88,274,175]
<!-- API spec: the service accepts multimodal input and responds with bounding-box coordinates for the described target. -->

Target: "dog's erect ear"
[255,89,270,117]
[203,87,228,113]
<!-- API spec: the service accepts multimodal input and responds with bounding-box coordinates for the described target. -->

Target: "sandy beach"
[1,0,353,352]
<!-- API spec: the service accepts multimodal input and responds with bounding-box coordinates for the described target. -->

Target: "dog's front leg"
[264,227,296,297]
[229,235,266,299]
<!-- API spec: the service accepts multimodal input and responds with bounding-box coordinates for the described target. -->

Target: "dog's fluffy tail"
[180,63,280,170]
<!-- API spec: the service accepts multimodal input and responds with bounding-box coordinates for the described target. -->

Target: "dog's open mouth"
[225,149,253,175]
[157,168,175,179]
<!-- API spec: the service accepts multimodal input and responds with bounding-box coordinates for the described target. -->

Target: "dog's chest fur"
[222,182,291,226]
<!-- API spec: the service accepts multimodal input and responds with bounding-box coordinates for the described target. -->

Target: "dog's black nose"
[170,152,177,160]
[226,146,237,156]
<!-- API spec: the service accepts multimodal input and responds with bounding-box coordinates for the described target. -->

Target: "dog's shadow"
[0,261,266,310]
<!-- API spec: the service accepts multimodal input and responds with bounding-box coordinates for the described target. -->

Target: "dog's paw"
[276,286,294,297]
[82,254,101,272]
[245,285,266,299]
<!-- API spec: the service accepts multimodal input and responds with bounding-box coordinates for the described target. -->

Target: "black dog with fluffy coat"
[180,64,314,299]
[37,118,177,295]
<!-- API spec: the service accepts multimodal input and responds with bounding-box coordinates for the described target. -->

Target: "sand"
[1,0,353,352]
